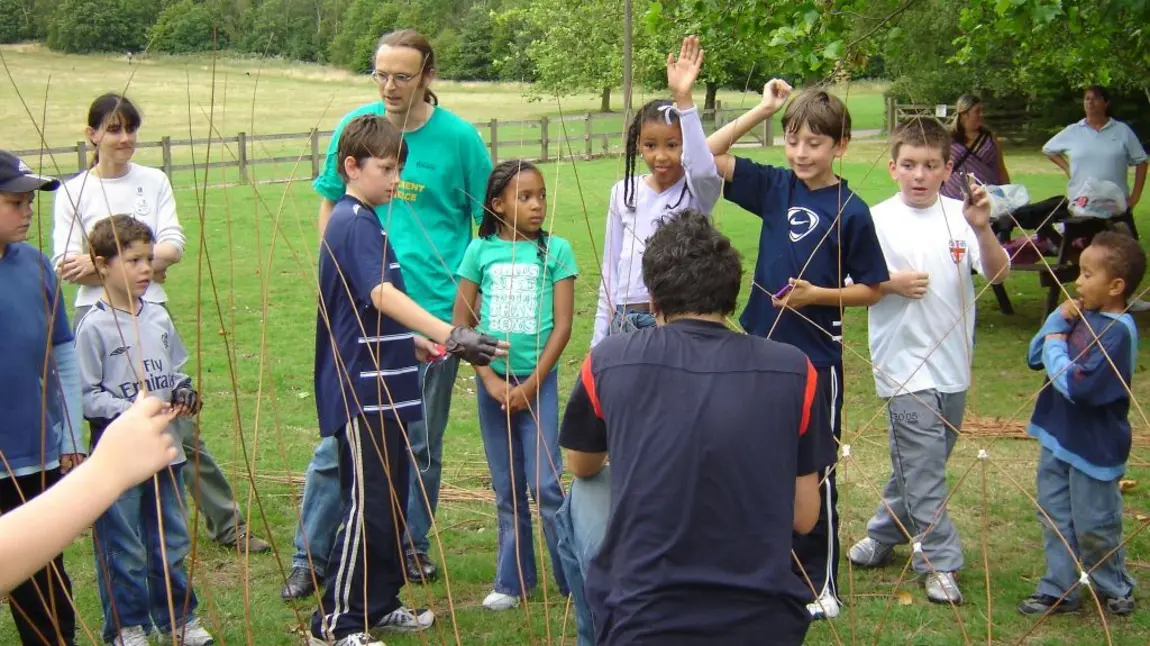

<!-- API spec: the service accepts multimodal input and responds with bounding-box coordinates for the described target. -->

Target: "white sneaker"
[167,616,214,645]
[482,590,521,611]
[113,626,150,646]
[924,571,964,605]
[308,633,384,646]
[375,606,434,632]
[847,537,895,568]
[807,592,841,619]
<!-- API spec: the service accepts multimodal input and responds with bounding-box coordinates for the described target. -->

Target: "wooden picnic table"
[990,216,1114,318]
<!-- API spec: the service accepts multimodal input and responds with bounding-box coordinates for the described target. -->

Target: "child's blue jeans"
[93,463,199,642]
[475,369,569,597]
[1035,446,1135,601]
[611,306,656,336]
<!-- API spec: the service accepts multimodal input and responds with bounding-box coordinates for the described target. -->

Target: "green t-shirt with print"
[313,102,493,322]
[456,235,579,376]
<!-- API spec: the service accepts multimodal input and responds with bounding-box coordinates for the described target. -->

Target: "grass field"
[5,49,1150,646]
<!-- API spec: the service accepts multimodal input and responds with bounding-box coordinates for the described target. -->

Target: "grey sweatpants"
[74,303,246,544]
[865,389,966,573]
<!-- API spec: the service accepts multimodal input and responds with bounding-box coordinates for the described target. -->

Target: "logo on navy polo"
[788,207,820,242]
[110,345,130,357]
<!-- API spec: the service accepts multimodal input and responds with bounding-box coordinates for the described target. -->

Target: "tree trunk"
[705,82,718,120]
[600,86,612,113]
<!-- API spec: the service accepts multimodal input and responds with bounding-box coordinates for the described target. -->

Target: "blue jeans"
[555,467,611,646]
[475,370,568,596]
[1035,446,1135,601]
[611,306,656,336]
[406,356,460,555]
[291,357,459,573]
[93,464,198,643]
[291,436,340,575]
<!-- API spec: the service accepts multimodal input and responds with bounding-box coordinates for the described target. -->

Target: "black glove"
[444,326,501,366]
[171,382,203,416]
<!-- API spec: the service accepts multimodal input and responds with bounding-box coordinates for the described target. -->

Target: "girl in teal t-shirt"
[454,160,577,609]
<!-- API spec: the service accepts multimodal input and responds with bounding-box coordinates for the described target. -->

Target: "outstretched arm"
[706,79,793,182]
[0,397,178,595]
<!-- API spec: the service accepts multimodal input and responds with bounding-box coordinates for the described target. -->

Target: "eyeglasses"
[371,71,417,87]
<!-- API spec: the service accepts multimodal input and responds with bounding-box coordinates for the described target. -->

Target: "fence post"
[763,118,772,148]
[310,128,320,179]
[886,95,897,133]
[713,100,722,129]
[489,119,499,164]
[75,141,87,173]
[540,117,549,162]
[237,132,248,184]
[584,112,593,160]
[161,136,173,177]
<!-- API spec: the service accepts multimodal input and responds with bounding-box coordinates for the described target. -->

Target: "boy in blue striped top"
[1018,231,1144,617]
[310,115,504,646]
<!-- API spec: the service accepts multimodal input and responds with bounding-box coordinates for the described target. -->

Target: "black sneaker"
[404,551,438,583]
[1017,593,1080,615]
[281,566,320,601]
[1106,595,1135,615]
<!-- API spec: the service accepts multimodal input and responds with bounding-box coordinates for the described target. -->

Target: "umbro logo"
[110,345,130,357]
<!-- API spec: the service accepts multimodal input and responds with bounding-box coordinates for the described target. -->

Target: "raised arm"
[706,79,792,182]
[666,36,722,213]
[591,187,624,347]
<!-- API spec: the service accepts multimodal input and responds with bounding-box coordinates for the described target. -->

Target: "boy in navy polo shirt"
[559,209,835,645]
[706,82,890,619]
[309,115,503,646]
[0,151,83,646]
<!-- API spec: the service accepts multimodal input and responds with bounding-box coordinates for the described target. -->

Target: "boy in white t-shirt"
[847,117,1010,605]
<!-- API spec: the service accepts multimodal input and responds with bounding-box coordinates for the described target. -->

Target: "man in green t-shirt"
[283,29,492,603]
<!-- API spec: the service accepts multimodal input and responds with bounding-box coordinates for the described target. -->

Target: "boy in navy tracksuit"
[707,81,890,619]
[1018,231,1144,617]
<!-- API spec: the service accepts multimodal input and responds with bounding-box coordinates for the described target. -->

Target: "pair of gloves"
[170,378,203,416]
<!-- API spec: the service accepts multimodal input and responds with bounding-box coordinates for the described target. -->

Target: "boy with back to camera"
[309,114,503,646]
[706,82,891,620]
[848,117,1010,605]
[1016,231,1143,617]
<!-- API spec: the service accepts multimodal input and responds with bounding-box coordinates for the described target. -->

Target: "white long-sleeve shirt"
[592,106,723,346]
[52,163,186,308]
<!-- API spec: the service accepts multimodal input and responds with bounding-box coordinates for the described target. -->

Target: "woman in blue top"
[286,28,493,600]
[998,87,1147,242]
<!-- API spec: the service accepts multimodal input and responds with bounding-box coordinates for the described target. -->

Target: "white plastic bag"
[981,183,1030,218]
[1068,178,1127,219]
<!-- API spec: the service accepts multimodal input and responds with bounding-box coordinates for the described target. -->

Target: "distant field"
[1,44,889,187]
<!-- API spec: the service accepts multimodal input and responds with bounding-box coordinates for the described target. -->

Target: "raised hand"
[963,179,992,231]
[760,78,793,116]
[666,35,704,106]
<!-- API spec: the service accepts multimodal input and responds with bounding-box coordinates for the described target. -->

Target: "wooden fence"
[884,97,1038,143]
[10,105,772,188]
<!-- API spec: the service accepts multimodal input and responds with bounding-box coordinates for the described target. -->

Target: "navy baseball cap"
[0,151,60,193]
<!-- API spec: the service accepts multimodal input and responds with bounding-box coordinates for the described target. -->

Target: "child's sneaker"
[167,617,214,645]
[308,633,384,646]
[1106,595,1135,615]
[806,591,841,620]
[375,606,434,632]
[482,591,521,611]
[112,626,150,646]
[1017,593,1081,615]
[847,537,895,568]
[924,571,963,605]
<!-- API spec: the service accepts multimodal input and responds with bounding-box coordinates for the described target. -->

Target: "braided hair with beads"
[622,99,692,212]
[479,159,550,264]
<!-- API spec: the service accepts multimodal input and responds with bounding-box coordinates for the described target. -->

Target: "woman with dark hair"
[941,94,1010,200]
[285,28,493,602]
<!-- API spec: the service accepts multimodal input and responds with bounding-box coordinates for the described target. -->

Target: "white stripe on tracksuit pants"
[312,415,411,640]
[792,364,843,603]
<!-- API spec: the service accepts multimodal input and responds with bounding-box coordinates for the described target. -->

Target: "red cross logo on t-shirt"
[949,239,967,264]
